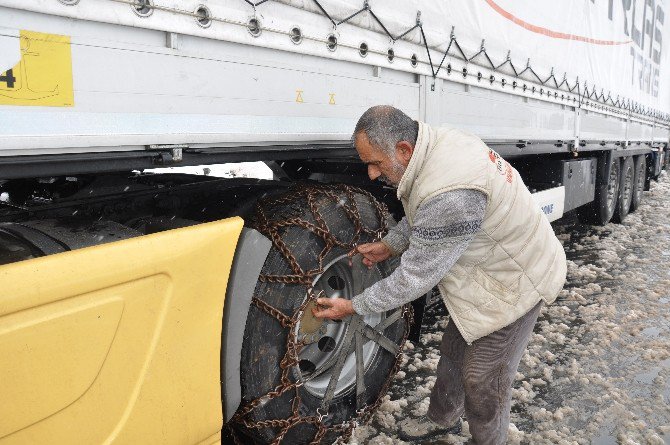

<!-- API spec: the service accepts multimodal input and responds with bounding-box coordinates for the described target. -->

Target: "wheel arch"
[221,228,272,423]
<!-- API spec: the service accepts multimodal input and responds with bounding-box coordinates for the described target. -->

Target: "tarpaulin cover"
[279,0,670,114]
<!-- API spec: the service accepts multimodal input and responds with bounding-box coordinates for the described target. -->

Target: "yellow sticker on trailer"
[0,30,74,107]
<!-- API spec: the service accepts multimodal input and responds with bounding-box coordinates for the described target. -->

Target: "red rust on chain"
[227,184,412,444]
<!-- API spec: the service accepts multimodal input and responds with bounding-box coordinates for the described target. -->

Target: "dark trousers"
[427,302,543,445]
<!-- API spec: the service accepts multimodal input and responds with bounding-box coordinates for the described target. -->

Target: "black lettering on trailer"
[0,69,16,89]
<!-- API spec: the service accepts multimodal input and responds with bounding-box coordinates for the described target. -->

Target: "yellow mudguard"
[0,218,243,444]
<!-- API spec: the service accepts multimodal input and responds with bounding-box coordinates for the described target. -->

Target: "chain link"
[227,184,412,444]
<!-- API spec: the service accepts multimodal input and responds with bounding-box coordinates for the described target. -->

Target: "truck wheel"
[613,157,634,223]
[231,184,411,445]
[577,156,620,225]
[629,156,646,213]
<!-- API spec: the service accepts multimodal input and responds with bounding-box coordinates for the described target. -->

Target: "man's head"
[353,105,419,187]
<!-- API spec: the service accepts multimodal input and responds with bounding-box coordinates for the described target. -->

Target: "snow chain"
[228,184,413,445]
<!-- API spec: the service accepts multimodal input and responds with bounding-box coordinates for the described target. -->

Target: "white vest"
[397,122,567,343]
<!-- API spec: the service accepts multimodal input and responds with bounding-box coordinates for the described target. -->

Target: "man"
[312,105,567,444]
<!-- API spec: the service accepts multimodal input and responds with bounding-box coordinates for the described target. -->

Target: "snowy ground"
[351,173,670,445]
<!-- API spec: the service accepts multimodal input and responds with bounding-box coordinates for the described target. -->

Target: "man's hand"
[348,241,392,269]
[312,297,356,320]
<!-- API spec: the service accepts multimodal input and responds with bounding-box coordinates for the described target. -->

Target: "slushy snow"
[350,172,670,444]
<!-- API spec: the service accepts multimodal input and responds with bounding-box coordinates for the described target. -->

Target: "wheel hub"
[297,300,327,344]
[295,254,384,398]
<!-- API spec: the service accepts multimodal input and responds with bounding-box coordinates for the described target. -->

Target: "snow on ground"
[353,172,670,444]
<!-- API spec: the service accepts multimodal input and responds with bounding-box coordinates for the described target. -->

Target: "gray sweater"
[351,189,487,315]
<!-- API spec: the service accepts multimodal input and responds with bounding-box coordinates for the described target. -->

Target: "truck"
[0,1,668,444]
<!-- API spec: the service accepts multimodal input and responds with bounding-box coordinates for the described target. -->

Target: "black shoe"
[397,415,462,442]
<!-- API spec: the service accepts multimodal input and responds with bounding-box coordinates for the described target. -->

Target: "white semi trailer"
[0,1,668,444]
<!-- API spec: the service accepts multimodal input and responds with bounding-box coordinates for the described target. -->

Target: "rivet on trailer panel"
[132,0,153,17]
[326,33,337,51]
[358,42,368,57]
[194,5,212,29]
[248,17,262,37]
[289,27,303,45]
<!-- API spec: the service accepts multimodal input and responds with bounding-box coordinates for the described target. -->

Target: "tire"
[232,184,410,445]
[629,155,646,213]
[576,156,620,225]
[612,157,634,223]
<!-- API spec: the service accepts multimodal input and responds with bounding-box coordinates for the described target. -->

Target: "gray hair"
[353,105,418,154]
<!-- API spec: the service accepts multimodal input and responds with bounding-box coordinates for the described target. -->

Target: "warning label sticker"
[0,30,74,107]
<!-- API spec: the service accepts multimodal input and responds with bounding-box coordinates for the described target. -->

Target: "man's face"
[354,132,409,187]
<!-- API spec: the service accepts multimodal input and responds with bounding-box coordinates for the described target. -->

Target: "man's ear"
[396,140,414,166]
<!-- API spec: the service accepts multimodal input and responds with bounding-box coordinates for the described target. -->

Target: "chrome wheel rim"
[295,254,383,398]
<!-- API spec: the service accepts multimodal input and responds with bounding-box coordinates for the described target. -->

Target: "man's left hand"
[312,298,356,320]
